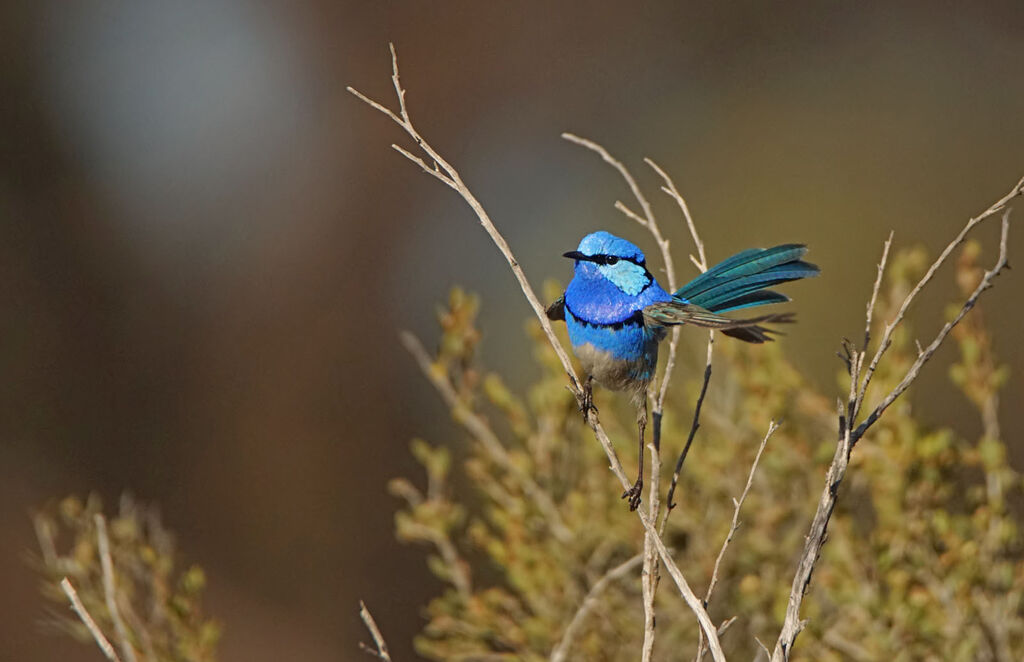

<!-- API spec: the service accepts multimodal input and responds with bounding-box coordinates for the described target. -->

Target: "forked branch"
[770,180,1021,662]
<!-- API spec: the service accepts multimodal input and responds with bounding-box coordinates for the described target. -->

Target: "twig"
[60,577,122,662]
[559,135,666,292]
[694,421,778,661]
[398,518,472,598]
[851,212,1013,443]
[400,330,572,543]
[770,179,1021,662]
[647,159,713,528]
[664,359,712,518]
[94,515,138,662]
[359,600,393,661]
[351,45,725,662]
[705,421,777,604]
[348,45,581,398]
[854,177,1023,421]
[549,554,643,662]
[647,158,708,272]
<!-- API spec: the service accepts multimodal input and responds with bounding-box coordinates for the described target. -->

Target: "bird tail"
[673,244,819,342]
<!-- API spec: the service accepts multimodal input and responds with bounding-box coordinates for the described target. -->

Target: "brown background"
[2,2,1023,660]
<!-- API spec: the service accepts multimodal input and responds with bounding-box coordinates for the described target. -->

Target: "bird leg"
[579,375,599,422]
[622,397,646,511]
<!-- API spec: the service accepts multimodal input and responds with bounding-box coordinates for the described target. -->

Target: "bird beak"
[563,250,588,261]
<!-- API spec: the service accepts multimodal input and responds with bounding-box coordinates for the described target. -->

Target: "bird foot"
[622,478,643,511]
[578,386,598,422]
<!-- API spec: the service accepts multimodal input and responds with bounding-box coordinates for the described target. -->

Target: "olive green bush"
[393,243,1021,661]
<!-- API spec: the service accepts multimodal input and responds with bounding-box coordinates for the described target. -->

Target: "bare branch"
[359,600,393,661]
[694,421,777,662]
[60,578,123,662]
[550,554,643,662]
[852,212,1012,442]
[561,134,661,271]
[94,515,138,662]
[771,179,1021,662]
[400,330,572,543]
[664,359,712,518]
[855,178,1023,418]
[349,46,581,397]
[705,420,777,605]
[353,47,725,661]
[646,157,708,271]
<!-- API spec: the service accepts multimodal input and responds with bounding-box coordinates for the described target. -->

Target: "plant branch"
[550,554,643,662]
[348,44,581,397]
[94,514,138,662]
[359,600,393,661]
[695,420,777,661]
[400,330,573,543]
[770,179,1021,662]
[351,46,725,661]
[60,577,122,662]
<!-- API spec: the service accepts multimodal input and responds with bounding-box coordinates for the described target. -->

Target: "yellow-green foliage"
[33,494,221,662]
[394,245,1022,661]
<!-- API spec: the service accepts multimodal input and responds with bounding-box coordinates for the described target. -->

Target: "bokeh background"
[3,2,1023,660]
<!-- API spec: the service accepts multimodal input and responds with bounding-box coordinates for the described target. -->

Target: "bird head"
[563,231,652,296]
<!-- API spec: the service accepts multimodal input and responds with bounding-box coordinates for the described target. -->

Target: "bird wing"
[642,300,794,344]
[545,295,566,321]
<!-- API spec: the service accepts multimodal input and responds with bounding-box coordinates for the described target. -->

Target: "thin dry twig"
[771,179,1021,661]
[94,515,138,662]
[694,421,778,661]
[647,158,714,529]
[351,45,725,662]
[399,330,572,543]
[550,554,644,662]
[60,577,122,662]
[359,600,393,661]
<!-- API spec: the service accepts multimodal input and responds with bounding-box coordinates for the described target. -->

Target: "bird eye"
[606,256,619,265]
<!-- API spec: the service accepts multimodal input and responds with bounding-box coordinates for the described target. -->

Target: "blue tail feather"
[676,245,819,313]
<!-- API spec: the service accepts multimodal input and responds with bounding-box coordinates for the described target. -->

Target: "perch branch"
[550,554,643,662]
[351,45,725,661]
[770,178,1021,662]
[560,134,672,662]
[60,577,122,662]
[359,601,393,661]
[561,138,716,662]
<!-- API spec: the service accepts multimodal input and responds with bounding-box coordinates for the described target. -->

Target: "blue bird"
[547,231,819,509]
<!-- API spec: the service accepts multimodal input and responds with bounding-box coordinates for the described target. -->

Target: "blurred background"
[2,2,1023,660]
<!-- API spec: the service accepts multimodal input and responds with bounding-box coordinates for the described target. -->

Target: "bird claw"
[622,478,643,511]
[578,382,598,422]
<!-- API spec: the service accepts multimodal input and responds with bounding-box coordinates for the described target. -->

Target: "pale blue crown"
[577,231,646,263]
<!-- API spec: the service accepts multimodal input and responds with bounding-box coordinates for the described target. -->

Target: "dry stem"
[770,179,1021,661]
[60,578,122,662]
[399,330,572,543]
[695,420,778,661]
[549,554,644,662]
[359,600,393,661]
[94,515,138,662]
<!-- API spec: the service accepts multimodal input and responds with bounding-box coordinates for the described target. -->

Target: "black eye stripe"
[589,253,644,266]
